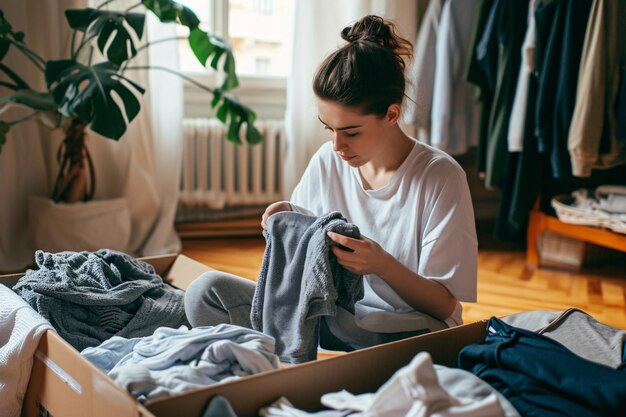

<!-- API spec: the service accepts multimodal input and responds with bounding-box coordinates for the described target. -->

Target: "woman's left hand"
[326,231,391,275]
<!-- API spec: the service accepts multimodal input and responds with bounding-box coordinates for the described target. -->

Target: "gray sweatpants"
[184,271,256,329]
[184,271,441,352]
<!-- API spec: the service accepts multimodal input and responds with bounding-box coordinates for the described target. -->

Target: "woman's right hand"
[261,201,293,230]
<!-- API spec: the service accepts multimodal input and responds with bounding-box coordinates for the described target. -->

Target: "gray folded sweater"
[13,249,187,351]
[251,211,364,363]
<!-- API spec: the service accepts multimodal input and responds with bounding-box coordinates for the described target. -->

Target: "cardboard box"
[145,319,487,417]
[1,254,213,417]
[2,255,488,417]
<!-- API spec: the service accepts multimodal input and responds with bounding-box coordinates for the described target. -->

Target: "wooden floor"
[181,227,626,330]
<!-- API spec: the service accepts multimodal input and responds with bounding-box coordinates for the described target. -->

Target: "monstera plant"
[0,0,262,203]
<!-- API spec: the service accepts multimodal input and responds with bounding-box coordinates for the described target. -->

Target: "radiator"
[179,118,285,209]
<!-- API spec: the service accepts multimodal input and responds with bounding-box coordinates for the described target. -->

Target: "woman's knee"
[187,270,228,291]
[184,271,255,327]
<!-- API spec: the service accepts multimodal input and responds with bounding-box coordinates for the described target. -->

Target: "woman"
[185,15,477,350]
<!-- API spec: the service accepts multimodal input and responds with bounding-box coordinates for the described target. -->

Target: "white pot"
[28,195,131,253]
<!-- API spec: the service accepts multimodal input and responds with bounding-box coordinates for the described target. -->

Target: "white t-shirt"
[290,139,477,327]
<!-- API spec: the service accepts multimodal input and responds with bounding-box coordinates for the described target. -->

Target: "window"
[254,0,273,15]
[255,57,271,74]
[175,0,294,119]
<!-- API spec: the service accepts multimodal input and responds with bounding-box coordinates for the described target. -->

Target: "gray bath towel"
[251,211,363,363]
[13,250,187,351]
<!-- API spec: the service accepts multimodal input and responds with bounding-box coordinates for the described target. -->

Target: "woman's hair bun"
[340,15,412,69]
[341,15,392,46]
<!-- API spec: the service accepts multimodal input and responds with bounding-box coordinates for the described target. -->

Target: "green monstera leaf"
[0,120,9,152]
[45,60,145,140]
[189,29,237,90]
[0,10,26,61]
[142,0,238,90]
[211,90,262,145]
[140,0,200,27]
[65,8,146,66]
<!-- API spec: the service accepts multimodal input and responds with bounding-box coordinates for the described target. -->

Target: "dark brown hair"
[313,15,413,117]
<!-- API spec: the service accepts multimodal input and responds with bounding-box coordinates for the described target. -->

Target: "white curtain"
[283,0,422,197]
[0,0,182,271]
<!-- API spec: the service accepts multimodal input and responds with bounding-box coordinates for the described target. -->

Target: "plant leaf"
[45,60,145,140]
[211,93,261,145]
[141,0,200,28]
[189,29,238,90]
[188,27,214,67]
[0,39,9,61]
[0,120,9,153]
[0,10,22,60]
[65,8,145,65]
[142,0,238,91]
[0,90,56,111]
[0,10,12,35]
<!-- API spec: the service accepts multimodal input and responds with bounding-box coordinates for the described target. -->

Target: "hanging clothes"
[617,67,626,141]
[403,0,446,144]
[465,0,496,176]
[568,0,626,177]
[496,0,593,241]
[429,0,480,156]
[507,0,536,153]
[482,0,529,190]
[533,0,565,156]
[550,0,594,178]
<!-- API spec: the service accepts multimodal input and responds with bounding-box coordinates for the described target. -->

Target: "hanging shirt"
[403,0,446,144]
[568,0,626,177]
[507,0,536,153]
[550,0,594,178]
[289,139,477,327]
[430,0,480,156]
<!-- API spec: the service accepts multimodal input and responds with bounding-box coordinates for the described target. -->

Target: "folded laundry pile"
[551,185,626,234]
[81,324,280,401]
[12,249,188,350]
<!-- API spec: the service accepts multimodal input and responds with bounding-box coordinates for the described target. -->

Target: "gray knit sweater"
[251,211,363,363]
[13,250,187,351]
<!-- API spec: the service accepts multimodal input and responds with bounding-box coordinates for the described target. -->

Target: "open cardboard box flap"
[2,254,488,417]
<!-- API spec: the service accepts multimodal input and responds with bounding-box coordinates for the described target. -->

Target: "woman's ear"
[385,103,402,125]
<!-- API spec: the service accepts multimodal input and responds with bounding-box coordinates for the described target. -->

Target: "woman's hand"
[326,231,391,275]
[261,201,293,230]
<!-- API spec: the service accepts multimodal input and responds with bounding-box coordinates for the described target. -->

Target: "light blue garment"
[13,249,187,351]
[81,324,279,401]
[252,211,363,363]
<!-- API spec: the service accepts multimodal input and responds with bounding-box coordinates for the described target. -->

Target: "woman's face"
[316,98,392,168]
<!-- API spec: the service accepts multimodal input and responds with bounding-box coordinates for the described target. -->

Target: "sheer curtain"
[0,0,182,271]
[283,0,422,197]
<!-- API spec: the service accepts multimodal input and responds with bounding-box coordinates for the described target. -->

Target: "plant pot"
[28,195,131,253]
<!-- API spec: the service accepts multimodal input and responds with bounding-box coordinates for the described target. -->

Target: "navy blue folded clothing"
[13,249,187,351]
[459,317,626,417]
